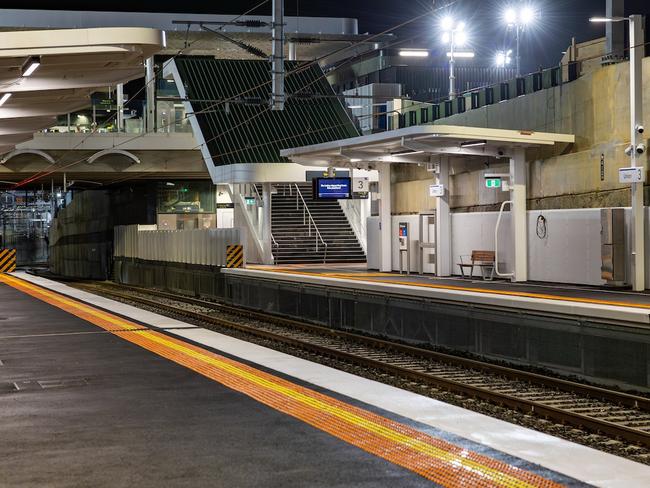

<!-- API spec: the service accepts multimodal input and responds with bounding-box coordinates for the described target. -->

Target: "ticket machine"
[398,222,410,275]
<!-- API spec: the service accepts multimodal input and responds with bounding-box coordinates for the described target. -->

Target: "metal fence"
[114,225,242,267]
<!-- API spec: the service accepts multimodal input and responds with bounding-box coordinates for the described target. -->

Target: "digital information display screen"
[314,177,352,199]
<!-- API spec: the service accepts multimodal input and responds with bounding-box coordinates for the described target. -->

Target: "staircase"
[271,183,366,265]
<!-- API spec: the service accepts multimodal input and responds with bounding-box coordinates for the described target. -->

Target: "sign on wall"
[429,184,445,197]
[619,167,645,184]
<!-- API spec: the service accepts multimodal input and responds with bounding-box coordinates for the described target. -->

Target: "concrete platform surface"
[4,272,650,487]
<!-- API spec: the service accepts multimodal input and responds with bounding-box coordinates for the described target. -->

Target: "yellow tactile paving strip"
[249,266,650,311]
[0,273,564,488]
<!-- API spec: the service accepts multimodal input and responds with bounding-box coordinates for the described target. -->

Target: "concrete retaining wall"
[111,256,650,390]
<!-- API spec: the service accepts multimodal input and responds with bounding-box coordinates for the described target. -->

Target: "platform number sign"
[352,177,369,199]
[485,178,502,189]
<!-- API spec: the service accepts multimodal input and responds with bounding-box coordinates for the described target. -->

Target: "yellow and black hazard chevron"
[0,248,16,273]
[226,245,244,268]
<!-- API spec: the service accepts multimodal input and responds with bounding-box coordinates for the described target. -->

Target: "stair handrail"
[292,183,327,262]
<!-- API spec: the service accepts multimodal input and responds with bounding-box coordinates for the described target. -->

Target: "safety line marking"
[252,267,650,311]
[0,274,564,488]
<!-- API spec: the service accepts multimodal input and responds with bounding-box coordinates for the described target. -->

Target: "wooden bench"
[458,251,495,280]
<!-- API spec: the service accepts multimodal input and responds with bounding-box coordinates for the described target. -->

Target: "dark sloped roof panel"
[175,57,360,166]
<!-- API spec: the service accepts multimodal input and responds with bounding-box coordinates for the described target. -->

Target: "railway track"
[78,281,650,452]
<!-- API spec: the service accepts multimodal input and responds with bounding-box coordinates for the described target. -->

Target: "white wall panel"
[114,225,243,266]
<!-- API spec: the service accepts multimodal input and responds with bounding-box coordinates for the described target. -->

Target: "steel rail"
[78,282,650,448]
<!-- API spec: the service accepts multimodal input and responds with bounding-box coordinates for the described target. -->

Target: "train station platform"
[3,272,650,486]
[226,264,650,325]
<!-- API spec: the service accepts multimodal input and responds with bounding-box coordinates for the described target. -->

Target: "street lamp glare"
[455,31,468,47]
[441,16,454,31]
[504,8,517,25]
[521,7,535,25]
[456,21,466,32]
[441,32,450,44]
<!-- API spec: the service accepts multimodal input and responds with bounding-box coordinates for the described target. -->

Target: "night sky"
[8,1,650,72]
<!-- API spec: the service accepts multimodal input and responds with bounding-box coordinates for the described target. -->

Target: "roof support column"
[145,57,156,133]
[436,156,451,276]
[629,14,645,291]
[378,162,392,272]
[116,83,124,132]
[510,148,528,282]
[262,183,274,264]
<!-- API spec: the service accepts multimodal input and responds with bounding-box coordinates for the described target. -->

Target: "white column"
[288,41,297,61]
[262,183,273,264]
[378,163,392,272]
[271,0,285,111]
[510,148,528,282]
[145,57,155,133]
[629,15,645,291]
[435,156,451,276]
[116,83,124,132]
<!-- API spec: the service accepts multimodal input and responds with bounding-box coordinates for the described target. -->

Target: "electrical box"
[601,208,626,285]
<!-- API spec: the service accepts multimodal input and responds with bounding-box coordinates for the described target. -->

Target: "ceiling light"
[460,140,487,148]
[447,52,475,58]
[399,50,429,57]
[0,93,12,106]
[21,56,41,77]
[589,17,626,23]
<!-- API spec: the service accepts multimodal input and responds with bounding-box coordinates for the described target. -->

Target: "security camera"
[636,125,645,134]
[636,143,646,155]
[625,145,634,156]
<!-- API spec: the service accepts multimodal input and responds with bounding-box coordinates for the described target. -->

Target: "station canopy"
[280,125,575,167]
[0,27,164,156]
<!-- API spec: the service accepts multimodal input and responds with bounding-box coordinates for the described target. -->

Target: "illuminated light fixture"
[520,6,535,25]
[349,158,362,163]
[441,16,454,31]
[589,17,626,23]
[21,56,41,77]
[0,93,12,106]
[347,105,363,109]
[399,49,429,57]
[455,31,468,46]
[460,140,487,148]
[504,8,517,25]
[495,49,513,67]
[441,32,451,44]
[447,52,475,58]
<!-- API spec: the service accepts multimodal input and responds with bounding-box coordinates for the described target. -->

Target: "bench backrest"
[471,250,495,263]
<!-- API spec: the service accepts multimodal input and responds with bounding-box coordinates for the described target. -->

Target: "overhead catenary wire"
[12,0,272,188]
[13,3,450,188]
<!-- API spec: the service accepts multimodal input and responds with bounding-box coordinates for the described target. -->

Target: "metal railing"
[292,183,327,262]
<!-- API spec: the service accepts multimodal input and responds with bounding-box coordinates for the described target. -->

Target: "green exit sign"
[244,197,256,206]
[485,178,502,189]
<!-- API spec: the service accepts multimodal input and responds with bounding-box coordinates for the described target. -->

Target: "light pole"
[503,5,536,77]
[591,14,646,291]
[441,17,468,100]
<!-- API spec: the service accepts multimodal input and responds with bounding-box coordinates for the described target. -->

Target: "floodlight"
[441,32,451,44]
[521,7,535,25]
[455,31,468,47]
[456,21,466,31]
[441,16,454,31]
[504,8,517,25]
